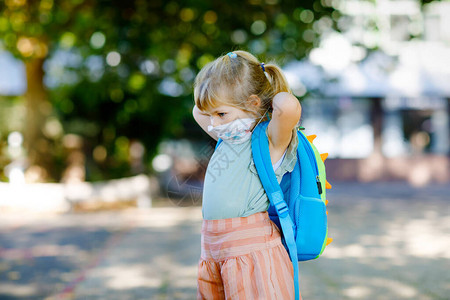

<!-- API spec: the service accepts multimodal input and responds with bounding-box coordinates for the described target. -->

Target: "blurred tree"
[0,0,336,181]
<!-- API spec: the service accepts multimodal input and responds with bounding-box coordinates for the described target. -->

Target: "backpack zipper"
[299,133,322,195]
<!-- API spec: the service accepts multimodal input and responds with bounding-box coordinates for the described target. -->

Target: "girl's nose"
[210,116,216,127]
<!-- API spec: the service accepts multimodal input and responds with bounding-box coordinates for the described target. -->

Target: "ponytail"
[264,64,291,94]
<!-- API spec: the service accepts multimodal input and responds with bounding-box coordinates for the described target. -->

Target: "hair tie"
[261,62,271,83]
[227,52,237,58]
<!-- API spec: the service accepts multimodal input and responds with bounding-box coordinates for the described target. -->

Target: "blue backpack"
[215,121,332,300]
[251,121,332,300]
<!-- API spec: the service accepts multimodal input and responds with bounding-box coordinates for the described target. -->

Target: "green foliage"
[0,0,337,181]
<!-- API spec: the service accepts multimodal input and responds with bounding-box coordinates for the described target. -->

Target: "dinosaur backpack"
[251,120,332,300]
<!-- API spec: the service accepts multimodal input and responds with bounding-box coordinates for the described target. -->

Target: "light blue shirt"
[202,130,298,220]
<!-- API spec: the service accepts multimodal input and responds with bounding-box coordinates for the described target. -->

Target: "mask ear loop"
[251,106,271,132]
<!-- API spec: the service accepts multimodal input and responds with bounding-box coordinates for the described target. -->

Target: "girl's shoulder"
[276,128,299,175]
[249,128,299,179]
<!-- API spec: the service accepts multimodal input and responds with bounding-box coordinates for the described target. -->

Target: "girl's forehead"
[213,105,234,111]
[208,105,242,113]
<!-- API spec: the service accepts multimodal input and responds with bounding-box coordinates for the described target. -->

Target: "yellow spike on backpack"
[320,153,328,162]
[326,180,332,189]
[307,134,317,143]
[326,238,333,245]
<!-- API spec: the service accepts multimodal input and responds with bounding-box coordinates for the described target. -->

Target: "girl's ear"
[247,94,261,108]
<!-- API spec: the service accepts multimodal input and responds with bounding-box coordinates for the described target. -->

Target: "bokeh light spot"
[300,9,314,23]
[152,154,172,172]
[302,29,316,43]
[140,60,159,75]
[251,20,267,35]
[231,30,248,44]
[90,32,106,49]
[16,37,34,57]
[93,145,107,162]
[196,54,214,69]
[39,0,53,10]
[8,131,23,147]
[249,39,267,54]
[106,51,121,67]
[180,8,195,22]
[60,32,76,49]
[203,11,217,24]
[110,88,124,103]
[162,59,176,74]
[6,0,26,7]
[128,73,146,91]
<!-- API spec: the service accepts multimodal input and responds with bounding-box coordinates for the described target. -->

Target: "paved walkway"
[0,182,449,299]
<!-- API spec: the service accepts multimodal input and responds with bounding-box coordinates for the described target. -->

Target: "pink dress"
[197,211,299,299]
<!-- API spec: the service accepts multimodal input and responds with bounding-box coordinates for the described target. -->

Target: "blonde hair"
[193,50,292,119]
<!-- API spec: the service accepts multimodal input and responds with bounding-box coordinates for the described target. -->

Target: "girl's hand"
[193,105,219,141]
[267,92,301,161]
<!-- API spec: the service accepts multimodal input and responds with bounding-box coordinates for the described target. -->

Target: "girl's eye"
[218,112,226,117]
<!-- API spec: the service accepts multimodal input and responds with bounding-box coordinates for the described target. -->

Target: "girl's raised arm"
[267,92,302,152]
[193,105,219,141]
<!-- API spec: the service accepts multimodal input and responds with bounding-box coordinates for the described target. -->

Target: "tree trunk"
[24,57,53,181]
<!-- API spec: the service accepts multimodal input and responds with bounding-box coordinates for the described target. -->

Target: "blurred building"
[283,0,450,186]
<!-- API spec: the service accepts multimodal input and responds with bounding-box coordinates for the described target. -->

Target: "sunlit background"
[0,0,449,299]
[1,0,449,201]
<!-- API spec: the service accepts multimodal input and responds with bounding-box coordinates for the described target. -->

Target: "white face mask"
[208,118,255,144]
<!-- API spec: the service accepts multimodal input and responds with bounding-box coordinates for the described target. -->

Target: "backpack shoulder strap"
[251,121,300,300]
[215,138,222,150]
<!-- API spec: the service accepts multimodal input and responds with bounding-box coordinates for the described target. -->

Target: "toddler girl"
[193,50,302,299]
